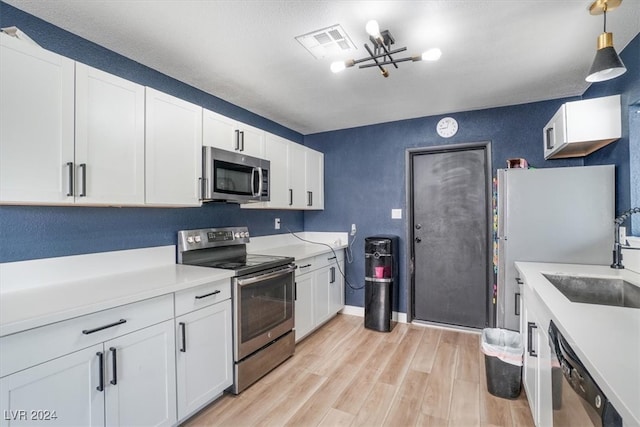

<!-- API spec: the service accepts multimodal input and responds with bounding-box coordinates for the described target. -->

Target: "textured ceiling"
[4,0,640,135]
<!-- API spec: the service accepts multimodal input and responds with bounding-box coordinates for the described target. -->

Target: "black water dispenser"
[364,235,398,332]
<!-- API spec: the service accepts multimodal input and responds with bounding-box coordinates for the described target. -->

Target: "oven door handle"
[237,264,296,287]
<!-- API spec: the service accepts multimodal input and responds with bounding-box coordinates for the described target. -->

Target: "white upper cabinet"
[203,109,265,158]
[288,142,307,209]
[0,33,75,204]
[75,63,145,205]
[242,133,325,210]
[263,133,290,207]
[305,148,324,210]
[145,87,203,206]
[543,94,621,160]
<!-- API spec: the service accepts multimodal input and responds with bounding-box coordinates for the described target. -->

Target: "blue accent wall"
[304,35,639,313]
[1,2,637,315]
[583,34,640,235]
[0,2,304,262]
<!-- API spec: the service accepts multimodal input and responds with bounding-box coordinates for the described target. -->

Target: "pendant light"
[586,0,626,83]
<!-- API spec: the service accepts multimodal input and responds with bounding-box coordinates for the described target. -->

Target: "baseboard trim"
[340,305,407,324]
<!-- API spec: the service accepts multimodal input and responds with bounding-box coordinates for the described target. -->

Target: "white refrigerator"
[496,165,615,330]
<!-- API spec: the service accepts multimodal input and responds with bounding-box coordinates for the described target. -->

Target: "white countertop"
[247,231,349,260]
[0,246,233,337]
[515,262,640,427]
[0,233,347,337]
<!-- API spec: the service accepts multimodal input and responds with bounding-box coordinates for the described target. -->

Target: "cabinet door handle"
[240,131,245,152]
[109,347,118,385]
[294,282,297,301]
[79,163,87,197]
[515,292,521,316]
[235,129,240,150]
[66,162,74,196]
[328,256,337,261]
[330,266,336,284]
[179,322,187,353]
[299,264,312,269]
[289,189,293,206]
[194,290,221,299]
[527,322,538,357]
[82,319,127,335]
[307,191,313,207]
[96,351,104,392]
[546,127,554,150]
[516,278,523,285]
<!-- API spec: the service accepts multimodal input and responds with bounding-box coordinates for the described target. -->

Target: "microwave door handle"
[252,167,262,197]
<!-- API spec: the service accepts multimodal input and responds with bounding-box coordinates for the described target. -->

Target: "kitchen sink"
[542,274,640,309]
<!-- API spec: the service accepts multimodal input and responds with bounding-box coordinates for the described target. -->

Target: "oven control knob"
[245,232,250,238]
[595,395,602,409]
[187,236,194,244]
[194,236,201,243]
[235,232,240,238]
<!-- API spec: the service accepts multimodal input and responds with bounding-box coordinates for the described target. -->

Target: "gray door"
[411,146,490,328]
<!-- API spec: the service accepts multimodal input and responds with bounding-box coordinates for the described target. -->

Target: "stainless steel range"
[177,227,295,394]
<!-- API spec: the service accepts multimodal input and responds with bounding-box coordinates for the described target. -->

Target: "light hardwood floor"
[183,314,534,427]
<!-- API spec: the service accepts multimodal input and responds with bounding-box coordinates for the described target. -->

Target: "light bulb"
[421,48,442,61]
[330,61,346,73]
[365,20,380,38]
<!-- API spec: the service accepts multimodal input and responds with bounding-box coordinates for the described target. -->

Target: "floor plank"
[181,314,534,427]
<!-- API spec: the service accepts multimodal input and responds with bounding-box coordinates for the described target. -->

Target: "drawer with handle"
[174,278,231,317]
[0,293,173,378]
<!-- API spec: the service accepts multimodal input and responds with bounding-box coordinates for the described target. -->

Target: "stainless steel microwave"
[202,146,270,203]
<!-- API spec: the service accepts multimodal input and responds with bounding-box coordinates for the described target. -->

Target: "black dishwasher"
[548,321,622,427]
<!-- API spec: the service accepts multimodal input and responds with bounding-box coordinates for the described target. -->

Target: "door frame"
[405,141,494,326]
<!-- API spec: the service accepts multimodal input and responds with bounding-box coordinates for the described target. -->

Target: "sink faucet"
[611,207,640,269]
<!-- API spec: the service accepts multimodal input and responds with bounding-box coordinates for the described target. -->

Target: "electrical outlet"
[275,218,281,230]
[350,224,356,236]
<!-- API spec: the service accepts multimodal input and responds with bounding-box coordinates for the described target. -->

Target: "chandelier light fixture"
[330,20,441,78]
[585,0,627,82]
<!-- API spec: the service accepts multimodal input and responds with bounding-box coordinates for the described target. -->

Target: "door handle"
[527,322,538,357]
[235,129,240,150]
[78,163,87,197]
[66,162,74,196]
[109,347,118,385]
[179,322,186,353]
[96,351,104,392]
[415,237,422,243]
[240,131,245,151]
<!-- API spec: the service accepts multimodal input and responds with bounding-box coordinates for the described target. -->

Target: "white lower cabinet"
[294,251,345,342]
[294,273,315,341]
[520,279,553,427]
[0,344,105,426]
[104,320,176,427]
[0,320,176,427]
[175,299,232,421]
[0,295,177,427]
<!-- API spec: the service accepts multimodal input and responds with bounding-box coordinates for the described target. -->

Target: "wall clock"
[436,117,458,138]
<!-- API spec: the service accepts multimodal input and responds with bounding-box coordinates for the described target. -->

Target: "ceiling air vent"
[295,24,356,59]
